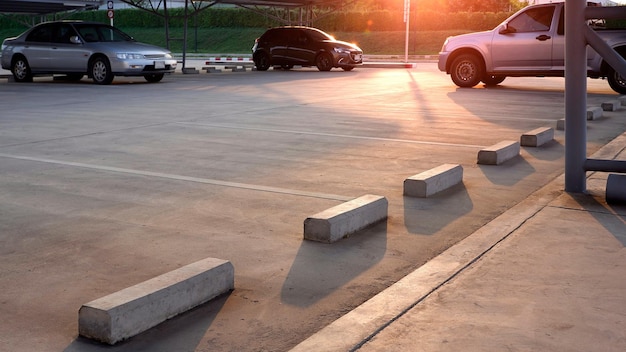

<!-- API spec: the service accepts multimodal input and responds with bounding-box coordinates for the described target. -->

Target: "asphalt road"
[1,64,625,352]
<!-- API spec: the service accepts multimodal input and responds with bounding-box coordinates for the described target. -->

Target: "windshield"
[74,24,133,43]
[308,28,335,42]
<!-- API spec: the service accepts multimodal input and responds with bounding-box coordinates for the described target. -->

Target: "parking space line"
[176,122,486,149]
[0,153,353,202]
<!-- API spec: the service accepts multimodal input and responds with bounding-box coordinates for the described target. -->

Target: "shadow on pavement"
[281,222,387,307]
[402,183,472,236]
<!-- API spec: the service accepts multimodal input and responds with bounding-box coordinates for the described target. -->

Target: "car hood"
[443,30,494,50]
[86,41,171,54]
[325,40,362,51]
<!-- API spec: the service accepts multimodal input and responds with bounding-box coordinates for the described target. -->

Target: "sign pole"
[107,1,114,26]
[404,0,410,63]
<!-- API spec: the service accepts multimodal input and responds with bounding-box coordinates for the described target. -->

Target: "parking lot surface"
[1,64,625,352]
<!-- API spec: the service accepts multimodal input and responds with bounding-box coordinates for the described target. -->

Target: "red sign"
[107,10,114,19]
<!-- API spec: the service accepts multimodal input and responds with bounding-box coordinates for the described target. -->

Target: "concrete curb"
[403,164,463,197]
[477,140,520,165]
[304,195,388,243]
[78,258,234,345]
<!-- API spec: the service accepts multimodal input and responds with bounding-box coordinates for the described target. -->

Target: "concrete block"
[78,258,234,345]
[304,194,388,243]
[520,127,554,147]
[606,174,626,205]
[202,67,222,73]
[601,100,621,111]
[404,164,463,197]
[618,95,626,106]
[587,106,603,120]
[477,140,520,165]
[182,67,199,74]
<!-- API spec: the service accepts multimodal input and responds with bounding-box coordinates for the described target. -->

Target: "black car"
[252,26,363,72]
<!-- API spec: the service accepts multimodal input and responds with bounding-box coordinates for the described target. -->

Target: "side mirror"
[70,36,82,44]
[499,23,515,34]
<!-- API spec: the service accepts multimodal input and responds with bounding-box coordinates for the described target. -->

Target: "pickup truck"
[438,2,626,93]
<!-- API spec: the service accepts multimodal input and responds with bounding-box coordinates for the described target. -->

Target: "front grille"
[144,54,167,59]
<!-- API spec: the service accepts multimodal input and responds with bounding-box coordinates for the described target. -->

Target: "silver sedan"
[1,21,177,84]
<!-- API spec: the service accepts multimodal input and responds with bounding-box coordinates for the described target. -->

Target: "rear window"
[26,24,54,42]
[74,24,133,42]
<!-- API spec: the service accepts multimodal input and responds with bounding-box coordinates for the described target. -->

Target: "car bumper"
[437,52,450,72]
[336,52,363,66]
[111,58,178,75]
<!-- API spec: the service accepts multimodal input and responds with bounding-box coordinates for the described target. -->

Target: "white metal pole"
[404,0,410,63]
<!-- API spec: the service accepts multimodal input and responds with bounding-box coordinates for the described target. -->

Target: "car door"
[265,29,289,65]
[48,23,89,72]
[287,29,316,65]
[490,4,556,72]
[21,23,54,71]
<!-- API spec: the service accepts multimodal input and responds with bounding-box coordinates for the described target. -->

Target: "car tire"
[450,54,483,88]
[144,73,164,83]
[90,56,114,85]
[11,55,33,82]
[316,53,333,71]
[254,52,271,71]
[482,75,506,86]
[607,66,626,94]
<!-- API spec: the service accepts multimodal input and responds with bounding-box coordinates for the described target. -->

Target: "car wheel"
[607,66,626,94]
[482,75,506,86]
[11,56,33,82]
[90,56,114,85]
[450,54,483,88]
[144,73,164,83]
[341,66,355,71]
[316,53,333,71]
[254,52,271,71]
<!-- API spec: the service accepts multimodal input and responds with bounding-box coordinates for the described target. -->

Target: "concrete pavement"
[290,133,626,351]
[2,63,626,351]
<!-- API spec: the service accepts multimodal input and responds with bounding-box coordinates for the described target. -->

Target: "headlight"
[333,47,350,54]
[164,53,173,59]
[116,53,145,60]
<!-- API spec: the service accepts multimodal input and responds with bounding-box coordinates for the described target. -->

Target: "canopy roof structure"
[0,0,104,15]
[0,0,342,16]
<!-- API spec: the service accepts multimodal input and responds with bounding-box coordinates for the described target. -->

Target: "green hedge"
[0,8,511,32]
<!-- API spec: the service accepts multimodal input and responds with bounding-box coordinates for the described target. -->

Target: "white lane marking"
[176,122,485,149]
[0,153,353,202]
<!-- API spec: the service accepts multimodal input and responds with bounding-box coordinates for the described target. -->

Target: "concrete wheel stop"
[78,257,234,345]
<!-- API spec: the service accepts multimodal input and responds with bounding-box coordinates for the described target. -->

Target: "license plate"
[154,61,165,69]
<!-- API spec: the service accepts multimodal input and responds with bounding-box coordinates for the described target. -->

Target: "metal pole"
[182,0,188,71]
[404,0,410,63]
[564,0,587,193]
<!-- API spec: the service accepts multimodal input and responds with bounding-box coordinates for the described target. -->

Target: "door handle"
[536,35,551,41]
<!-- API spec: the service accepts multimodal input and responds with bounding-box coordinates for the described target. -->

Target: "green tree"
[447,0,527,12]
